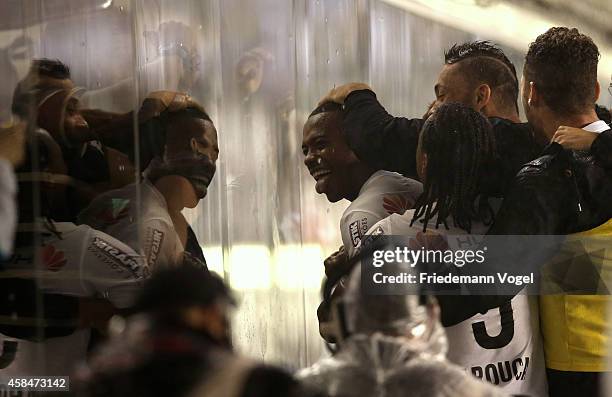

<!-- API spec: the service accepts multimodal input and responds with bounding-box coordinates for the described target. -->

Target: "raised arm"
[319,83,423,178]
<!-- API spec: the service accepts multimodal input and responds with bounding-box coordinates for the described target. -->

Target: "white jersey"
[341,171,422,257]
[0,222,148,379]
[367,210,547,397]
[78,179,184,270]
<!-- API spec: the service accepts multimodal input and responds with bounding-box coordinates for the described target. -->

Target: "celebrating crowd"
[0,25,611,397]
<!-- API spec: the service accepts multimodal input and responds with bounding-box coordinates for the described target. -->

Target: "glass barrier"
[0,0,610,395]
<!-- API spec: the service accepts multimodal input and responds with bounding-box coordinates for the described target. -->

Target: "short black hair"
[164,106,212,125]
[31,58,71,80]
[11,59,72,118]
[524,27,600,115]
[139,106,212,168]
[309,101,343,118]
[411,102,496,233]
[445,41,518,114]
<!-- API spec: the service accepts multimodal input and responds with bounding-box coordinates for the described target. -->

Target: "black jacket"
[458,140,612,316]
[489,142,612,236]
[343,89,611,193]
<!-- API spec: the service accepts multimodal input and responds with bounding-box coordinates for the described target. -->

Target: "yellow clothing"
[540,220,612,371]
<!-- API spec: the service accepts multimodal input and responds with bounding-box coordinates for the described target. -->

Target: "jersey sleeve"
[343,90,423,179]
[82,229,150,308]
[340,210,387,258]
[141,218,183,270]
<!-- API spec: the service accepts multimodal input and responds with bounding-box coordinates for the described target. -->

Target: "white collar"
[583,120,611,133]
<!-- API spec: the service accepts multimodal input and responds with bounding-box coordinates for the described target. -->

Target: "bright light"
[381,0,612,85]
[202,245,224,276]
[274,244,326,290]
[227,245,272,290]
[100,0,113,9]
[203,244,326,291]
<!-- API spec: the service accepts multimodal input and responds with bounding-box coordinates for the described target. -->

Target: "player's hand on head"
[552,126,598,151]
[317,82,372,106]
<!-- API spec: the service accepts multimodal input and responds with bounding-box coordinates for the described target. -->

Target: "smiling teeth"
[312,169,331,179]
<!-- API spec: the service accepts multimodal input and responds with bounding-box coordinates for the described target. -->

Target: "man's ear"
[190,137,198,152]
[475,84,492,111]
[594,81,601,102]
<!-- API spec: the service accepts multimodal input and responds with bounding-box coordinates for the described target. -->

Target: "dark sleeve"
[185,226,208,268]
[487,146,576,236]
[591,129,612,170]
[0,278,79,340]
[440,146,575,324]
[343,90,423,179]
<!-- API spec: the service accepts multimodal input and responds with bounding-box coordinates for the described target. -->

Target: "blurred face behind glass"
[302,112,360,203]
[63,96,92,144]
[38,93,93,146]
[183,300,232,348]
[165,117,219,203]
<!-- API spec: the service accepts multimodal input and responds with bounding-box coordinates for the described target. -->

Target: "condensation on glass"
[0,0,611,380]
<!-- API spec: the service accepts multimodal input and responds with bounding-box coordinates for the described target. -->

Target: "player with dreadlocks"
[409,102,496,234]
[364,102,547,396]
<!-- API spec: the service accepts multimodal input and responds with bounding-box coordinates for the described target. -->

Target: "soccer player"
[302,101,422,340]
[302,101,422,259]
[494,27,611,397]
[0,130,148,379]
[11,59,134,220]
[318,41,611,193]
[363,103,547,396]
[78,93,218,270]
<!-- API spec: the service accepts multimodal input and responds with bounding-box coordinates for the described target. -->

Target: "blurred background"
[0,0,610,372]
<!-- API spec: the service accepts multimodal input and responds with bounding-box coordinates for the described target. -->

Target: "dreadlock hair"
[444,41,519,114]
[410,102,496,233]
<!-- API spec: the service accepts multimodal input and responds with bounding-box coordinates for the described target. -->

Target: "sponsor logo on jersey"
[382,194,412,215]
[90,237,145,277]
[471,356,530,385]
[349,218,368,248]
[354,225,386,253]
[147,229,164,267]
[95,199,131,225]
[41,244,67,271]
